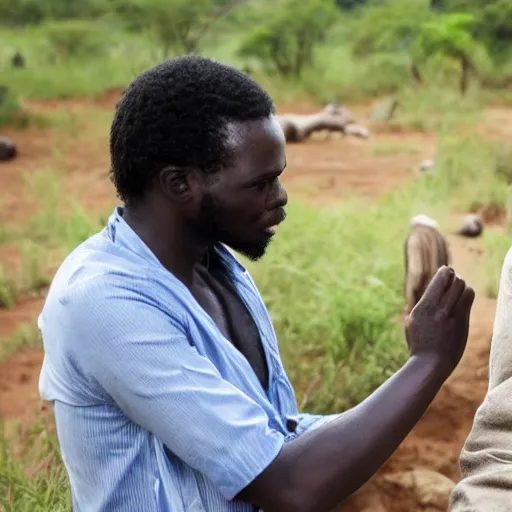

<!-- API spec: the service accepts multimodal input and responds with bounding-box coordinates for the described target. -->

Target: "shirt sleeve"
[449,247,512,511]
[67,275,285,501]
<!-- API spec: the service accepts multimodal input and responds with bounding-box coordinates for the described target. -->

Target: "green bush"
[40,20,113,59]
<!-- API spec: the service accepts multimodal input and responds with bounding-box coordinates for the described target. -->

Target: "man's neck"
[122,203,207,288]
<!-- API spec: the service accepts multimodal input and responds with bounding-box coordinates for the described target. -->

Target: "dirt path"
[0,93,508,509]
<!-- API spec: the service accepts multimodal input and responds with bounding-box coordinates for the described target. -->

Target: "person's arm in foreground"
[236,265,474,512]
[449,247,512,512]
[73,267,473,512]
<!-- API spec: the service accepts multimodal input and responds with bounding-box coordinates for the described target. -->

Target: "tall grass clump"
[389,85,483,133]
[243,197,411,413]
[22,168,104,253]
[0,243,51,308]
[0,264,17,308]
[18,241,53,297]
[0,322,42,361]
[0,85,28,129]
[483,229,512,299]
[400,131,512,214]
[0,418,71,511]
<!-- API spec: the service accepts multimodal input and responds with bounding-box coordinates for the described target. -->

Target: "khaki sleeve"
[449,246,512,511]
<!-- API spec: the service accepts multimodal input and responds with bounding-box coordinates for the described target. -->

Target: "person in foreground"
[38,55,475,512]
[449,246,512,512]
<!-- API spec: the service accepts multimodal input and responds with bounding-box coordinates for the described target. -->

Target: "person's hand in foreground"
[405,265,475,376]
[237,265,475,512]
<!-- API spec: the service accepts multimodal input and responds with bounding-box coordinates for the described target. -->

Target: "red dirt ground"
[0,90,508,510]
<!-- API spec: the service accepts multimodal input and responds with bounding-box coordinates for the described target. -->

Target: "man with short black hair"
[38,55,475,512]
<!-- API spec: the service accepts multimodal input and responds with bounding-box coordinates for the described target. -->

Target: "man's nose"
[268,179,288,209]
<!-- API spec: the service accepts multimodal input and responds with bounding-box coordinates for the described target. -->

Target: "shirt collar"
[105,205,248,275]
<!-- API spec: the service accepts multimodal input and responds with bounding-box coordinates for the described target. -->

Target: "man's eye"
[254,177,278,191]
[254,180,269,191]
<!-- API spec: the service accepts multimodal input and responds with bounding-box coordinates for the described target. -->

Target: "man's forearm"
[239,353,450,512]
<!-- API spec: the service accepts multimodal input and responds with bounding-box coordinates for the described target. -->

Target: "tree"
[112,0,244,55]
[351,0,433,85]
[480,0,512,55]
[0,0,107,27]
[237,0,339,78]
[350,1,490,94]
[40,19,114,59]
[336,0,368,9]
[411,13,491,94]
[430,0,446,9]
[430,0,512,58]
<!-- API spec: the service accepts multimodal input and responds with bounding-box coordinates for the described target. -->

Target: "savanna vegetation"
[1,0,512,509]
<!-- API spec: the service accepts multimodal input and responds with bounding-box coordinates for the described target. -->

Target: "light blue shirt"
[38,206,339,511]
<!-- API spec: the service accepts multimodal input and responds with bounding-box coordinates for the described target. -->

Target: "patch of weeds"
[0,264,17,308]
[0,323,41,361]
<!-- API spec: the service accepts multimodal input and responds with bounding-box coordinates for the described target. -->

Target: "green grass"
[244,197,409,412]
[484,229,512,299]
[0,264,18,308]
[0,243,52,309]
[0,417,71,511]
[0,323,42,361]
[0,26,163,101]
[369,139,423,156]
[387,85,483,133]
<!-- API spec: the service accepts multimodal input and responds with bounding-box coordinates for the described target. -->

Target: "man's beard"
[193,194,272,261]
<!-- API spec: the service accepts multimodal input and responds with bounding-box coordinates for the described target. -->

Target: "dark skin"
[123,115,476,512]
[123,118,287,393]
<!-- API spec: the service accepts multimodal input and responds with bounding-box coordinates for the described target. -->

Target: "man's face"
[193,116,288,261]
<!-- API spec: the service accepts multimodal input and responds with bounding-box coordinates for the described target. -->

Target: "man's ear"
[159,166,195,203]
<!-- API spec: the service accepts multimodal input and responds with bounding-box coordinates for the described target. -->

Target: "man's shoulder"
[50,231,138,287]
[43,230,184,316]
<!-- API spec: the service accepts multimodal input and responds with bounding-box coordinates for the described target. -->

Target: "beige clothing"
[449,247,512,511]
